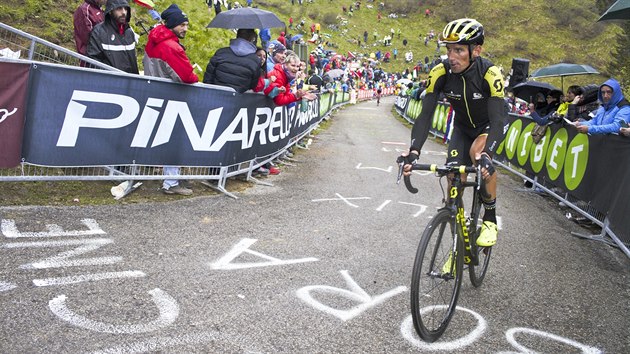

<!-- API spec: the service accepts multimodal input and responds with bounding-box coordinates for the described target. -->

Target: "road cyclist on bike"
[400,18,508,248]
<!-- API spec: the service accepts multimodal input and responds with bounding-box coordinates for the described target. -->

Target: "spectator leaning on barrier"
[266,41,286,73]
[144,3,198,196]
[87,0,139,74]
[575,78,630,135]
[266,52,317,106]
[203,29,261,93]
[73,0,106,58]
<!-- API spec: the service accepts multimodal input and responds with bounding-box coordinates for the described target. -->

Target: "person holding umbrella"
[203,28,262,93]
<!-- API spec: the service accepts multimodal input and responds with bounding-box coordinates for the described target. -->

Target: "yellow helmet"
[439,18,484,45]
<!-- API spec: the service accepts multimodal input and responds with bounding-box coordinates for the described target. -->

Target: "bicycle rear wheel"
[410,209,463,342]
[468,190,492,287]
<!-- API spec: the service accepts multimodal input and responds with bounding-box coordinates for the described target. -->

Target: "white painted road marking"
[3,238,121,269]
[33,270,146,287]
[1,219,105,238]
[296,270,407,321]
[401,306,487,351]
[211,238,318,270]
[49,288,179,334]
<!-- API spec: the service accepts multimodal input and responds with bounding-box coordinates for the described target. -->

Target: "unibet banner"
[498,115,630,226]
[21,63,322,167]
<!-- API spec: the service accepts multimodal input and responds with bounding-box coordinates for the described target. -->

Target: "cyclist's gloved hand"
[477,153,495,177]
[397,150,419,165]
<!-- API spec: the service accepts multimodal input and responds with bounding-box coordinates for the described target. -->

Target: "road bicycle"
[397,160,493,342]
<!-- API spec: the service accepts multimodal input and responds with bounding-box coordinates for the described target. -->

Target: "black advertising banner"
[0,61,30,168]
[497,114,630,239]
[21,64,321,167]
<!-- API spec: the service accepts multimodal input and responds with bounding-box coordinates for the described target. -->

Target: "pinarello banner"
[0,61,30,168]
[21,63,321,166]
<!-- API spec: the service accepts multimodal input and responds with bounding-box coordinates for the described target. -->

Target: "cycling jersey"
[410,57,507,155]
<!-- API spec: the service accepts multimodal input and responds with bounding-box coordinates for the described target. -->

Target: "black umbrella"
[512,81,560,102]
[207,8,285,29]
[598,0,630,21]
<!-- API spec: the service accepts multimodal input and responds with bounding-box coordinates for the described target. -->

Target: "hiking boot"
[162,185,193,196]
[441,252,456,276]
[477,221,498,247]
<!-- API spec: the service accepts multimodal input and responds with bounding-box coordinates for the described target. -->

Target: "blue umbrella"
[290,34,303,42]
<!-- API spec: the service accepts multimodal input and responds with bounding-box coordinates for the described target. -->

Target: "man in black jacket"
[87,0,138,74]
[203,29,261,93]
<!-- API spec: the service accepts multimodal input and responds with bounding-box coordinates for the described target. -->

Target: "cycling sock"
[482,199,497,224]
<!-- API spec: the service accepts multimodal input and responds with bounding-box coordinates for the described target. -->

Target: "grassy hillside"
[0,0,624,89]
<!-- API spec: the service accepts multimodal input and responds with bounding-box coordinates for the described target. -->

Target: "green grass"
[0,0,625,205]
[0,0,622,88]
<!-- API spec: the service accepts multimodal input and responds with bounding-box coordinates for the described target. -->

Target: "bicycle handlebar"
[397,162,478,194]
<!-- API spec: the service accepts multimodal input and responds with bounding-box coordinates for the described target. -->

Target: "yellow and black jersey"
[411,57,507,155]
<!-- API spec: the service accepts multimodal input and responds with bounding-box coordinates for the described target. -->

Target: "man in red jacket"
[143,4,199,84]
[143,3,199,195]
[73,0,106,64]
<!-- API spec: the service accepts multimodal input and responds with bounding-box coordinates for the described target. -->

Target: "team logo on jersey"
[450,149,458,157]
[473,92,483,99]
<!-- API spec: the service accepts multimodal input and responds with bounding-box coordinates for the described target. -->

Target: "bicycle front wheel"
[410,209,463,342]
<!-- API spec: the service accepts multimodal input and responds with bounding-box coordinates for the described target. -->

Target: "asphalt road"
[1,96,629,353]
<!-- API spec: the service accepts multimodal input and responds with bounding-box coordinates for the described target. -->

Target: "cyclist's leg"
[447,125,474,187]
[469,130,498,246]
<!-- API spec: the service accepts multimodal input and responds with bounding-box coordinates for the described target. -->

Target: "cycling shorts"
[446,123,490,166]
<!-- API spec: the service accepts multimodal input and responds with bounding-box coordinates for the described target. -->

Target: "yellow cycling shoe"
[441,252,456,276]
[477,221,498,247]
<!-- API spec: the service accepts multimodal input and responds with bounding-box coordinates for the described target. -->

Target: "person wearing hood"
[87,0,138,74]
[203,29,262,93]
[144,3,198,196]
[576,78,630,135]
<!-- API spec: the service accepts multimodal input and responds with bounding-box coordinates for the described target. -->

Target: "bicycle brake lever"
[396,162,404,185]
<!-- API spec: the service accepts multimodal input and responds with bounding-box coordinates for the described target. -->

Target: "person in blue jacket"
[575,78,630,135]
[259,28,271,50]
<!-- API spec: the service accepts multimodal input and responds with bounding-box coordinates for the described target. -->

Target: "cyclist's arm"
[482,65,507,157]
[410,64,445,153]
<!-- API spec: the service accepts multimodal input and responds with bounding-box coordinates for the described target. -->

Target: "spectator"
[143,3,198,196]
[567,84,600,121]
[288,17,293,28]
[575,78,630,135]
[265,41,286,73]
[363,30,368,44]
[259,28,271,50]
[277,31,287,46]
[528,88,574,126]
[73,0,106,59]
[266,52,317,106]
[213,0,222,15]
[306,69,323,91]
[87,0,138,74]
[203,29,261,93]
[393,47,398,60]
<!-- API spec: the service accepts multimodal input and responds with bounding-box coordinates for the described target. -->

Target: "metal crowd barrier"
[0,22,351,199]
[394,96,630,260]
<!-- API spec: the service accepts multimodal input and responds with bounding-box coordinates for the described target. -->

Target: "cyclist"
[401,18,507,247]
